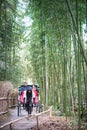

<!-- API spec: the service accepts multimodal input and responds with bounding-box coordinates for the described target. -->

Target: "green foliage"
[0,1,87,129]
[0,0,24,86]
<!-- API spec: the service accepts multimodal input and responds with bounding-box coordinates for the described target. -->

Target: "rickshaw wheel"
[18,102,21,116]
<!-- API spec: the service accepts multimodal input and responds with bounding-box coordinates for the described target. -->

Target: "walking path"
[0,107,39,130]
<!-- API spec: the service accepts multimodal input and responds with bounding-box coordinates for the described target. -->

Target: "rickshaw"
[17,84,40,116]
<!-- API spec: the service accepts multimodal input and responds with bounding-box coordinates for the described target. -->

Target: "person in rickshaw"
[32,85,39,105]
[20,82,27,108]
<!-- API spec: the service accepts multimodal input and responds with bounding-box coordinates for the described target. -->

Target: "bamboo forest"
[0,0,87,129]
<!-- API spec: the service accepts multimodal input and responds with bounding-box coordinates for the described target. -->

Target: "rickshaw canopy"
[18,85,32,92]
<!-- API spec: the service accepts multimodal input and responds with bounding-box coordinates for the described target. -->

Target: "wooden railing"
[0,106,52,130]
[35,106,52,129]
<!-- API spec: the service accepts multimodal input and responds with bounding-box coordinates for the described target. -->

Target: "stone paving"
[0,107,38,130]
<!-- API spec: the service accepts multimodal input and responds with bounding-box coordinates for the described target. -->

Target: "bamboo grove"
[0,0,87,128]
[0,0,25,85]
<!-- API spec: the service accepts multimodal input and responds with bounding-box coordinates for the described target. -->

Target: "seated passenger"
[32,85,39,105]
[20,82,27,108]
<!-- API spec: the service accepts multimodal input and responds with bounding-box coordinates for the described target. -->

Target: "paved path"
[0,107,48,130]
[0,107,37,130]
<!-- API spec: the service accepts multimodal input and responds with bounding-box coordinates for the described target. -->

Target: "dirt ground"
[28,116,79,130]
[0,108,86,130]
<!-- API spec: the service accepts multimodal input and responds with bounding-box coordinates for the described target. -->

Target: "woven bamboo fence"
[0,81,18,115]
